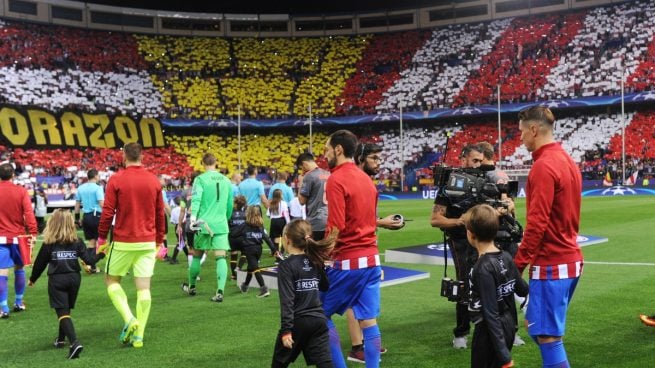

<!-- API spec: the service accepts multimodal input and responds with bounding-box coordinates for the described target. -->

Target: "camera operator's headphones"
[356,144,366,165]
[356,143,383,165]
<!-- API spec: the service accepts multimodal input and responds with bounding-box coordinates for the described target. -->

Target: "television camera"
[432,164,523,244]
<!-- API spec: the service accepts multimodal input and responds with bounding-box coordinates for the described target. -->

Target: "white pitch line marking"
[585,261,655,266]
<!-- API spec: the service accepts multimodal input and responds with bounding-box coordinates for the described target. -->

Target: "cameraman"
[478,142,510,192]
[478,141,517,251]
[430,144,483,349]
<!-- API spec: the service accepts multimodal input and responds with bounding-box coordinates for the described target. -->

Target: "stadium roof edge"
[2,0,623,38]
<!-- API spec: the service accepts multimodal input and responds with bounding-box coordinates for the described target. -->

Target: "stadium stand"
[0,21,163,117]
[6,146,194,179]
[1,0,655,187]
[0,67,164,117]
[1,1,655,120]
[135,35,231,73]
[336,30,431,115]
[294,36,369,118]
[377,125,454,171]
[378,19,512,112]
[453,12,585,107]
[541,1,655,99]
[134,35,368,119]
[135,35,231,119]
[223,37,325,119]
[503,112,631,166]
[606,110,655,160]
[0,21,146,72]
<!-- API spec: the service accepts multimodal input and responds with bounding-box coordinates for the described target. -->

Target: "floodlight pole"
[400,104,404,192]
[238,104,242,173]
[497,84,502,169]
[621,72,626,185]
[309,102,313,154]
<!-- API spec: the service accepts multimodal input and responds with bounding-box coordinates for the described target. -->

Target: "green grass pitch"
[2,195,654,367]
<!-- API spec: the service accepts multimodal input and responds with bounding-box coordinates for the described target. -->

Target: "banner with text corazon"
[0,104,165,149]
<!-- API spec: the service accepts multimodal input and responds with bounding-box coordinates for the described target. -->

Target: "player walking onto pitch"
[343,142,401,363]
[295,152,329,241]
[272,219,337,368]
[97,142,166,348]
[181,153,233,302]
[28,209,107,359]
[179,171,206,268]
[321,130,382,368]
[0,163,37,318]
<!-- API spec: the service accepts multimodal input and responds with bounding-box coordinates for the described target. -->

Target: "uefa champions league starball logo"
[539,100,571,109]
[601,185,637,196]
[576,235,589,242]
[372,113,400,121]
[207,119,235,127]
[302,258,312,271]
[292,118,325,126]
[631,91,655,102]
[451,106,483,115]
[582,185,653,196]
[427,243,448,251]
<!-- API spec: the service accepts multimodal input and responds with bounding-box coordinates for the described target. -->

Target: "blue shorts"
[0,243,22,269]
[321,266,381,320]
[526,277,579,337]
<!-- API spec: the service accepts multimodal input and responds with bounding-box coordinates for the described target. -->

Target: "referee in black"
[74,169,104,274]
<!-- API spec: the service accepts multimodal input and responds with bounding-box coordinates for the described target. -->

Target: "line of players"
[0,106,585,367]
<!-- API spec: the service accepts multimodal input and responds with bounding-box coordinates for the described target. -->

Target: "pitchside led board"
[385,235,609,265]
[0,104,165,149]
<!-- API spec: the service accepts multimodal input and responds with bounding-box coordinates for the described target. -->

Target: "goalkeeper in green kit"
[181,153,233,302]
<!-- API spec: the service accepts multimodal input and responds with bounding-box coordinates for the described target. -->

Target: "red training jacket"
[325,162,378,261]
[514,142,583,275]
[98,166,165,244]
[0,181,37,238]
